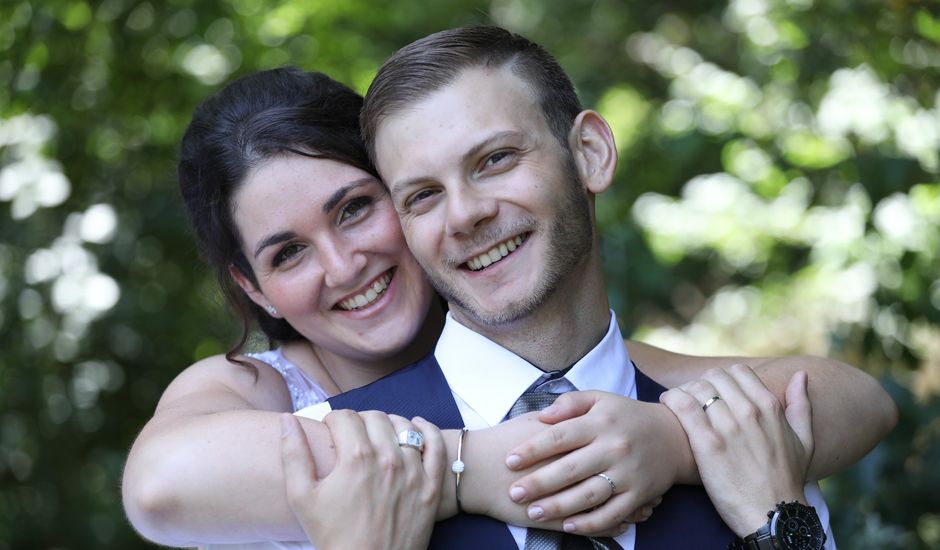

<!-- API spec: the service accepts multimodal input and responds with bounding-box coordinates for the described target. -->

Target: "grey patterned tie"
[506,378,624,550]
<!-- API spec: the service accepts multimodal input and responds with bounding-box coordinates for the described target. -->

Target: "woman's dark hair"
[178,67,376,362]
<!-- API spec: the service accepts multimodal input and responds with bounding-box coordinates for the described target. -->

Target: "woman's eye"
[272,243,303,267]
[339,196,372,223]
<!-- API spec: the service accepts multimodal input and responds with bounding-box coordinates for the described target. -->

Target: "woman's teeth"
[338,272,392,311]
[466,235,524,271]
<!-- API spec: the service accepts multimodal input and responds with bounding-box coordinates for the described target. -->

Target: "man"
[295,26,891,549]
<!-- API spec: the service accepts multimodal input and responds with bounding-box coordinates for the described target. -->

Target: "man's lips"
[464,234,528,271]
[335,269,394,311]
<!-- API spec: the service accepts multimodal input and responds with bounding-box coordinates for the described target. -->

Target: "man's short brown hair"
[360,26,583,163]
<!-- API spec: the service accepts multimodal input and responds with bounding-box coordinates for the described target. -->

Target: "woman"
[122,67,894,548]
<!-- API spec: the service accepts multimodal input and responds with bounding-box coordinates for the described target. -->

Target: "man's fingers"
[660,387,716,453]
[279,413,318,505]
[784,371,814,456]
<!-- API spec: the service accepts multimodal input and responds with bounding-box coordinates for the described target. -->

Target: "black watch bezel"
[738,501,826,550]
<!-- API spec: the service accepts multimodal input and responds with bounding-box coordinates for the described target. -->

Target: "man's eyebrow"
[322,177,378,213]
[388,131,525,195]
[463,131,523,163]
[254,231,296,259]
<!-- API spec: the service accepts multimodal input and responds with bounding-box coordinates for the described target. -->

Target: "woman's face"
[231,154,433,362]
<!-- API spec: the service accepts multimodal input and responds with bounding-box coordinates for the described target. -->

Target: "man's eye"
[484,151,512,167]
[339,196,373,223]
[408,188,437,207]
[272,243,303,267]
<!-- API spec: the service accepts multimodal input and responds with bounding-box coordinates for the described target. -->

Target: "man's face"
[373,65,594,329]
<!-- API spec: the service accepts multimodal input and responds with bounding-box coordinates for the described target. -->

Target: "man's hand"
[660,364,813,536]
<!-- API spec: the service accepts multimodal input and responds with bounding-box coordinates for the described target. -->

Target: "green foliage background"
[1,0,938,548]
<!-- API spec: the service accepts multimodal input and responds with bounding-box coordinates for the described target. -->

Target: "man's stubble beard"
[420,156,594,328]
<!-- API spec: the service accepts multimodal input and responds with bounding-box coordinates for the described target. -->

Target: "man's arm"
[501,344,896,533]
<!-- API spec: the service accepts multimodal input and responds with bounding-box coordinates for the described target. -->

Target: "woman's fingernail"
[510,486,526,502]
[528,506,544,520]
[563,521,576,533]
[541,405,557,415]
[506,454,522,469]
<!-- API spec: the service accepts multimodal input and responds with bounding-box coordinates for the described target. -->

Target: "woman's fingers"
[506,416,594,471]
[278,413,318,507]
[522,470,622,522]
[509,441,603,503]
[537,391,602,424]
[413,416,444,481]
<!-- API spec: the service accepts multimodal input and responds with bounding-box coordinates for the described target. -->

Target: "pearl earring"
[264,304,279,317]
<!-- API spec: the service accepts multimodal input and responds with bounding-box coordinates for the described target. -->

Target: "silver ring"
[596,473,616,496]
[397,430,424,451]
[702,395,721,411]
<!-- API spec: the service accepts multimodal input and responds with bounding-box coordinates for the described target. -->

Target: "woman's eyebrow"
[321,177,378,213]
[254,231,296,259]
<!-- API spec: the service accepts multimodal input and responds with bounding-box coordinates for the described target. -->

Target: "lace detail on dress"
[247,349,330,412]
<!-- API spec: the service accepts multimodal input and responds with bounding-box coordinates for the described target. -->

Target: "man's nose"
[445,182,499,237]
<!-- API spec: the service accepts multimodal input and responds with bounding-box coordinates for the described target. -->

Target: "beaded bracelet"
[451,427,469,513]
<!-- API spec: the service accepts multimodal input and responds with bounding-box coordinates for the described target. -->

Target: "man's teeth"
[339,273,392,311]
[466,236,524,271]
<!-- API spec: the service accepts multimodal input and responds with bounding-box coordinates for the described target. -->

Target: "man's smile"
[464,233,529,271]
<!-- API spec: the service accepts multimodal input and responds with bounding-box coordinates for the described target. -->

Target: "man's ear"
[229,264,276,316]
[568,110,618,195]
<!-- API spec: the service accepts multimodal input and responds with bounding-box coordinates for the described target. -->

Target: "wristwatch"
[737,501,826,550]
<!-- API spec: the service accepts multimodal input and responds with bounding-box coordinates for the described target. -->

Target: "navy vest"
[329,352,736,549]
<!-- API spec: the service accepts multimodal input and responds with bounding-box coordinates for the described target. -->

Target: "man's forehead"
[373,66,545,162]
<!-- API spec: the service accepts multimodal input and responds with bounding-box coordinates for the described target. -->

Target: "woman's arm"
[122,354,331,545]
[122,355,621,546]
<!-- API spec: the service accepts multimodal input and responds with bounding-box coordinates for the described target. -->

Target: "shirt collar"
[434,310,634,426]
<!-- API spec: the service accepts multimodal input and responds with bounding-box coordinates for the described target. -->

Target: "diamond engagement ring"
[596,473,617,496]
[397,430,424,451]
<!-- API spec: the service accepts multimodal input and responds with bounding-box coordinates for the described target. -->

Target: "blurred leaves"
[1,0,937,548]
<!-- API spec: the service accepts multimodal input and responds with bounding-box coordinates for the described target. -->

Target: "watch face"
[771,504,826,550]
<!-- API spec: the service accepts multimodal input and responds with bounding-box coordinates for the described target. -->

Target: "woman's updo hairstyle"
[178,67,376,360]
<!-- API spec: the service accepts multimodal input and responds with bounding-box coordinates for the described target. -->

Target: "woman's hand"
[279,410,445,550]
[659,364,814,536]
[502,391,680,536]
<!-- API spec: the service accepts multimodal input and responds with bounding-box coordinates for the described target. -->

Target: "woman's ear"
[229,264,277,317]
[568,110,618,195]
